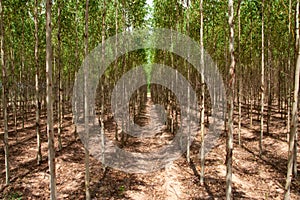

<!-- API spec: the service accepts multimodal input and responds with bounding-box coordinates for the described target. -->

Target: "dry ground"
[0,100,300,199]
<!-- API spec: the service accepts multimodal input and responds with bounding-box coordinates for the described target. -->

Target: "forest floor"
[0,99,300,199]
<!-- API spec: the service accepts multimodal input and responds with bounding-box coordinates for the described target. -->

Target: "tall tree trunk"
[267,37,271,134]
[120,0,127,147]
[73,0,79,140]
[259,0,265,157]
[0,0,9,185]
[226,0,235,199]
[100,0,106,171]
[249,17,253,128]
[287,0,292,142]
[46,0,57,198]
[293,0,299,179]
[57,0,63,151]
[10,48,17,136]
[21,16,25,130]
[237,0,242,146]
[186,0,191,164]
[284,1,300,198]
[35,0,42,164]
[114,0,119,142]
[84,0,91,199]
[199,0,205,185]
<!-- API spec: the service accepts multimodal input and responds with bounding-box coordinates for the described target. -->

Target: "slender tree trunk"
[46,0,57,198]
[259,0,265,157]
[199,0,205,185]
[237,0,242,146]
[287,0,292,142]
[114,0,119,142]
[100,0,106,171]
[293,0,299,179]
[284,1,300,198]
[73,0,79,140]
[250,88,253,127]
[249,17,253,128]
[186,0,191,164]
[120,0,127,147]
[267,37,271,134]
[35,0,42,164]
[21,16,25,130]
[10,48,17,136]
[57,0,62,151]
[0,0,9,185]
[84,0,91,199]
[226,0,235,199]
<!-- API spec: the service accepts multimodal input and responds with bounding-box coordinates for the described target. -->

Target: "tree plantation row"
[0,0,299,199]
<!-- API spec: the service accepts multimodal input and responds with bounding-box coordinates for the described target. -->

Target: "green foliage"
[0,0,296,111]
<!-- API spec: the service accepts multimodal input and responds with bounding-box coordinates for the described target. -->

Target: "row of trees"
[152,0,298,198]
[0,0,147,198]
[1,0,299,199]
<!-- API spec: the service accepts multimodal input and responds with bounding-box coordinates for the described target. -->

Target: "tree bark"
[46,0,57,198]
[226,0,235,199]
[57,0,63,151]
[293,0,298,179]
[237,0,242,146]
[284,1,299,199]
[199,0,205,185]
[35,0,42,164]
[84,0,91,199]
[100,0,107,171]
[259,0,265,157]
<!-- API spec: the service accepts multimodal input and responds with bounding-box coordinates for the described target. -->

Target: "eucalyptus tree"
[199,0,205,185]
[56,0,63,151]
[259,0,265,157]
[100,0,106,172]
[34,0,42,164]
[284,1,300,199]
[84,0,90,199]
[226,0,235,199]
[287,0,292,139]
[237,0,242,146]
[185,0,191,164]
[46,0,57,198]
[1,0,9,186]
